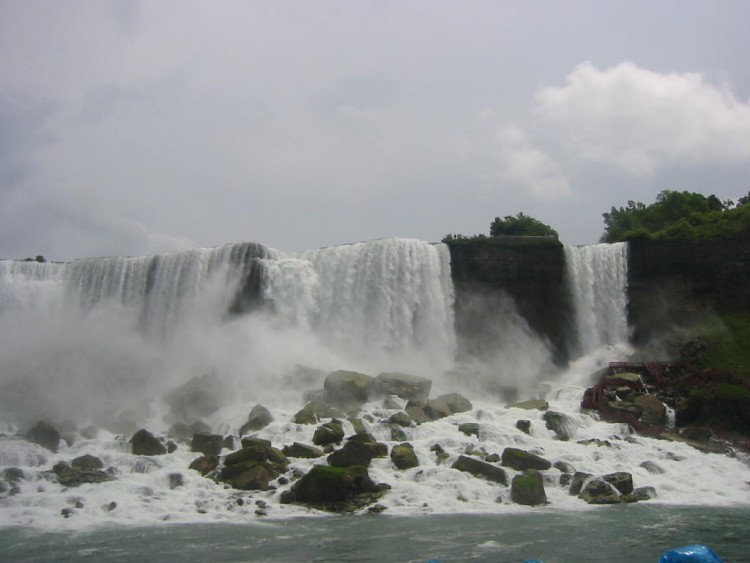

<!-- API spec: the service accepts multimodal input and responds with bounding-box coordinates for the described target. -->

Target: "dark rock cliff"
[627,231,750,346]
[446,238,573,365]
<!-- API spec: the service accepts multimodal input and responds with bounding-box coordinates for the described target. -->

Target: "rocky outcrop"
[130,429,166,456]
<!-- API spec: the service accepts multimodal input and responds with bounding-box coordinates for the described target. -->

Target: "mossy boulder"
[388,411,412,427]
[602,472,633,495]
[511,469,547,506]
[634,395,666,426]
[374,372,432,402]
[52,460,115,487]
[451,455,508,485]
[425,399,452,420]
[568,471,593,496]
[458,423,480,437]
[516,420,531,434]
[543,411,575,441]
[220,439,288,491]
[578,479,622,504]
[313,420,345,446]
[188,455,218,476]
[286,465,387,512]
[282,442,324,459]
[327,441,376,468]
[501,447,551,471]
[390,443,419,470]
[405,402,430,424]
[130,429,166,456]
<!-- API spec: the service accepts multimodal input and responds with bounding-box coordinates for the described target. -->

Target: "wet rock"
[436,393,473,414]
[346,433,388,456]
[451,455,508,485]
[382,395,403,410]
[52,460,115,487]
[130,429,166,456]
[543,411,575,441]
[458,423,480,437]
[282,442,324,459]
[390,426,408,442]
[640,460,665,474]
[4,467,25,482]
[516,420,531,434]
[578,479,623,504]
[188,455,218,476]
[511,469,547,506]
[348,417,367,436]
[328,441,376,468]
[287,464,387,512]
[240,404,274,434]
[501,447,551,471]
[602,472,633,495]
[168,473,184,489]
[630,486,657,501]
[404,402,430,424]
[390,443,419,470]
[323,370,374,406]
[553,461,576,474]
[191,433,224,457]
[388,411,412,427]
[425,399,452,421]
[505,400,549,411]
[26,421,61,453]
[312,420,345,446]
[165,373,225,422]
[71,454,104,470]
[568,471,592,496]
[220,462,275,491]
[577,438,613,447]
[166,441,178,453]
[374,372,432,402]
[634,395,666,426]
[293,401,344,425]
[431,444,449,465]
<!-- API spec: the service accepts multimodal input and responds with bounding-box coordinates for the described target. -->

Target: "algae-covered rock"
[130,429,166,456]
[374,372,432,402]
[220,461,275,490]
[630,486,657,501]
[451,455,508,485]
[602,472,633,495]
[634,394,666,426]
[501,447,552,471]
[327,441,376,468]
[505,400,549,411]
[553,460,576,475]
[191,433,223,457]
[390,443,419,470]
[458,423,480,438]
[516,420,531,434]
[388,412,412,427]
[568,471,592,496]
[287,464,386,512]
[52,460,115,487]
[188,455,218,476]
[313,420,345,446]
[511,469,547,506]
[323,370,374,405]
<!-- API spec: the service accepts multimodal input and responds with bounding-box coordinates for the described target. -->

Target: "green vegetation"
[696,313,750,377]
[442,212,558,243]
[601,189,750,243]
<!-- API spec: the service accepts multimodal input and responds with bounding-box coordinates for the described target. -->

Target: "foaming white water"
[565,243,629,357]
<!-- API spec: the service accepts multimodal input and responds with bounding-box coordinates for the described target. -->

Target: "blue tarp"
[659,544,724,563]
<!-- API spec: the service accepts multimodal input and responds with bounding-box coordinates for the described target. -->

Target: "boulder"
[293,401,344,425]
[579,479,623,504]
[568,472,592,496]
[382,395,403,410]
[458,423,480,438]
[606,372,642,384]
[282,442,324,459]
[388,412,412,427]
[436,393,473,414]
[52,460,115,487]
[553,461,576,475]
[191,433,223,457]
[323,370,374,405]
[26,421,61,453]
[511,469,547,506]
[425,399,452,420]
[505,400,549,411]
[287,464,386,512]
[405,403,430,424]
[390,443,419,470]
[188,455,218,476]
[3,467,25,482]
[327,441,376,468]
[168,473,184,489]
[516,420,531,434]
[346,433,388,457]
[501,447,552,471]
[634,395,666,426]
[164,373,225,422]
[240,404,274,434]
[71,454,104,470]
[640,460,665,474]
[630,486,657,501]
[374,372,432,402]
[129,429,166,456]
[543,411,575,441]
[602,472,633,495]
[312,420,345,446]
[390,426,408,442]
[451,455,508,485]
[220,462,275,491]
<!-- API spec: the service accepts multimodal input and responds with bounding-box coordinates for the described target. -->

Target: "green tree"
[490,212,558,238]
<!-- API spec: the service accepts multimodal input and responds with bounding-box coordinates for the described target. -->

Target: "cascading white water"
[564,242,630,357]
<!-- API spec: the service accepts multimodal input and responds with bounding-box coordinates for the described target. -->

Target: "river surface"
[2,505,749,562]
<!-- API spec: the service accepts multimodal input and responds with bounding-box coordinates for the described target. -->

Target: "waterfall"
[564,242,630,357]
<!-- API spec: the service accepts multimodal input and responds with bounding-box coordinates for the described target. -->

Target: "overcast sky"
[1,1,749,260]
